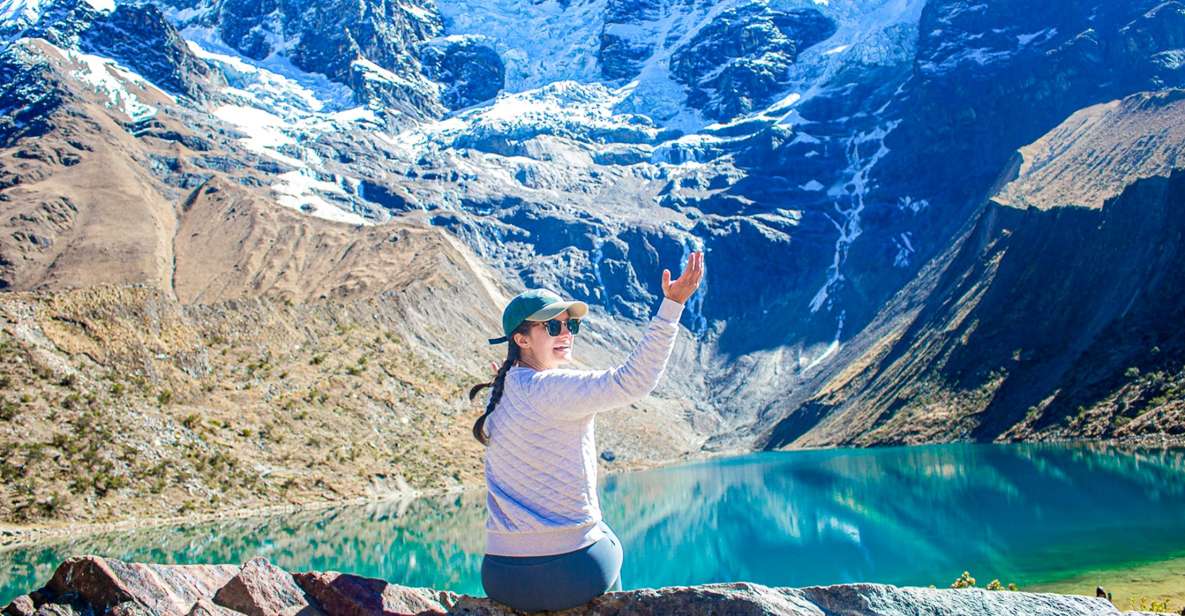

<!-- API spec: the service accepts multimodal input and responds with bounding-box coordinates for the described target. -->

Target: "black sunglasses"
[534,318,581,336]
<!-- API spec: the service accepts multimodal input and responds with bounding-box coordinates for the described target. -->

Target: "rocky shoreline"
[2,555,1167,616]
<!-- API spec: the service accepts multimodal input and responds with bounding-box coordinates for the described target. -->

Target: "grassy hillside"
[0,285,491,526]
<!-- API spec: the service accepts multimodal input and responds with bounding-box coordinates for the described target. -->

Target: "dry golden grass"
[0,285,494,526]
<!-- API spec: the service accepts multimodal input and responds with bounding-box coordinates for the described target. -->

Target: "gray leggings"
[481,522,623,612]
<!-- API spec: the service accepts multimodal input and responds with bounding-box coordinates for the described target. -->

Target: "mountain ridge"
[3,0,1185,525]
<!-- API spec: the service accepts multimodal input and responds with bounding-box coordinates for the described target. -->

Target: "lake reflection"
[4,443,1185,605]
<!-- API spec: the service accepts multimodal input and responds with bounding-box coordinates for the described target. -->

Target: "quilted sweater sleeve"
[518,297,685,420]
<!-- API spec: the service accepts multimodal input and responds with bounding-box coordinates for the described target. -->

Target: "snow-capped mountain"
[3,0,1185,451]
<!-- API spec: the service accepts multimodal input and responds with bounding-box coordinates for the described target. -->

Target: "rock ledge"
[1,555,1161,616]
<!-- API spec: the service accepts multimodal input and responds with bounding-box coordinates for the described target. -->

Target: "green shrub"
[1129,597,1171,612]
[950,571,1016,591]
[0,398,18,420]
[951,571,976,588]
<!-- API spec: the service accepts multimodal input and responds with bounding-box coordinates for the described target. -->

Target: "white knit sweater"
[482,297,685,557]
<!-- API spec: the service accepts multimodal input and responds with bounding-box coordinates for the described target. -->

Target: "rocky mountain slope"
[3,0,1185,525]
[764,87,1185,448]
[0,0,706,527]
[2,555,1160,616]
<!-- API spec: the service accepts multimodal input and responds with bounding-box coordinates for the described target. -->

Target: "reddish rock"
[2,595,35,616]
[108,602,157,616]
[45,555,239,615]
[292,571,454,616]
[187,598,246,616]
[213,557,323,616]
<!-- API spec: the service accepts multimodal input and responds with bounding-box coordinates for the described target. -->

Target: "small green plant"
[110,382,125,396]
[949,571,1017,592]
[1128,597,1171,612]
[0,398,19,420]
[310,354,326,365]
[1125,366,1141,379]
[181,413,201,429]
[951,571,976,588]
[157,389,173,406]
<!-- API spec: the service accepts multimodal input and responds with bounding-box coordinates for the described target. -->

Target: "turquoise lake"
[4,443,1185,605]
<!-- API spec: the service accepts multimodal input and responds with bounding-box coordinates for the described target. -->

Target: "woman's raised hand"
[662,250,705,305]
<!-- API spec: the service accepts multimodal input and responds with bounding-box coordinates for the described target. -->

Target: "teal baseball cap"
[488,289,589,344]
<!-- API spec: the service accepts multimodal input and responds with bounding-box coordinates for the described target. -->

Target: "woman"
[468,250,704,612]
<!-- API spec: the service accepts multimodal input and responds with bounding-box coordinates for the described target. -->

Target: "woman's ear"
[512,331,529,350]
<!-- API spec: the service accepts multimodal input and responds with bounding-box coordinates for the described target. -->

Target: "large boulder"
[292,571,454,616]
[43,556,239,615]
[212,557,323,616]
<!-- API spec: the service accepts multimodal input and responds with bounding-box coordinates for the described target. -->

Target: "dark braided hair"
[469,322,532,445]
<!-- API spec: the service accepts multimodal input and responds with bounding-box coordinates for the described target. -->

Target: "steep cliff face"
[764,89,1185,448]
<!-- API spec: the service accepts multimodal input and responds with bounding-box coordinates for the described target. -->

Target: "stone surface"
[45,555,239,615]
[32,604,80,616]
[447,582,820,616]
[796,583,1119,616]
[292,571,453,616]
[1,595,35,616]
[109,601,160,616]
[213,557,323,616]
[9,556,1165,616]
[450,582,1144,615]
[187,598,246,616]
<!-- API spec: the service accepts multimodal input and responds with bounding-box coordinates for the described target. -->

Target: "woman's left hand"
[662,250,705,304]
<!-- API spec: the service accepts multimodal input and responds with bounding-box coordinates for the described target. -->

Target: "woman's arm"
[519,251,704,420]
[518,297,685,420]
